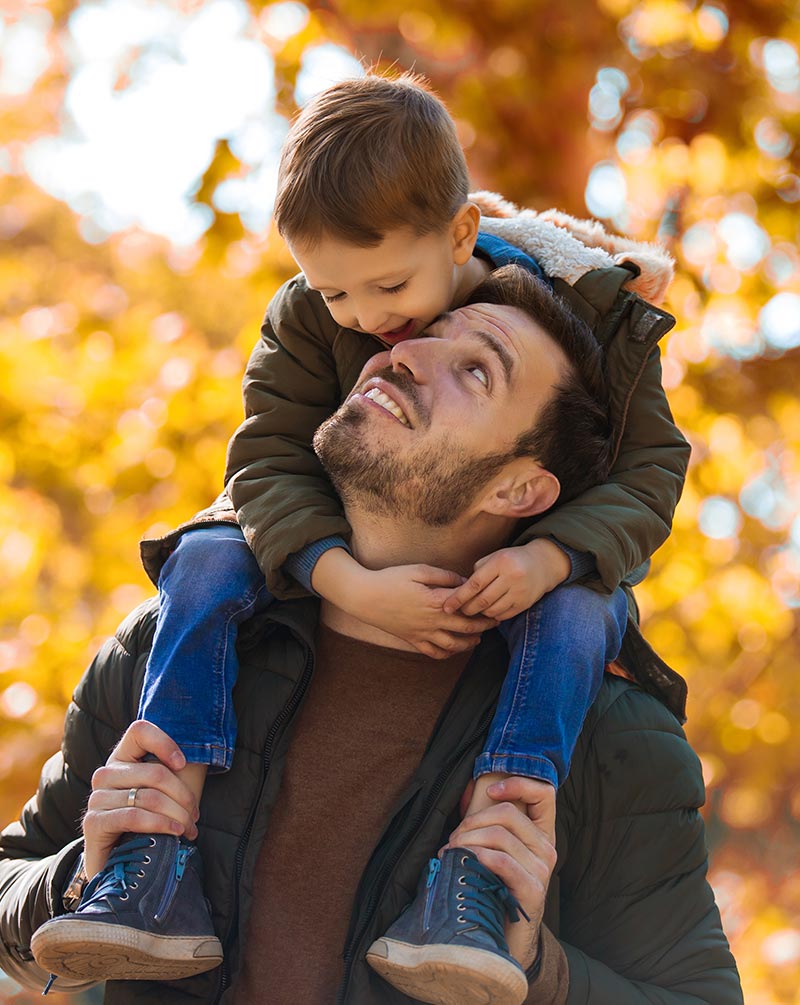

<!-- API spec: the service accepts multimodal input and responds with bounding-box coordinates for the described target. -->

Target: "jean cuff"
[473,752,559,788]
[284,536,351,594]
[171,740,234,774]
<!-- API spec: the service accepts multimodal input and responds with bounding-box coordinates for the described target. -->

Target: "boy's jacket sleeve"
[224,278,354,599]
[517,346,690,592]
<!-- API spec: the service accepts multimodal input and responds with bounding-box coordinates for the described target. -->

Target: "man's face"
[313,302,568,525]
[288,227,464,345]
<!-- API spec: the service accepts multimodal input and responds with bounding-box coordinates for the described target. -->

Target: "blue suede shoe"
[31,834,223,984]
[367,847,529,1005]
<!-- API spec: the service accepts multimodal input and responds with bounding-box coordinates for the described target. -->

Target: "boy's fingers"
[482,601,519,621]
[108,720,186,771]
[423,601,498,634]
[428,631,482,656]
[415,566,466,589]
[442,572,497,613]
[459,581,507,617]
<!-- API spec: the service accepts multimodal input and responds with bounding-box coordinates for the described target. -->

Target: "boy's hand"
[353,564,499,659]
[313,551,498,659]
[443,538,571,621]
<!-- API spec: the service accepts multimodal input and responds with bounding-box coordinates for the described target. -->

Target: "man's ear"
[451,202,481,265]
[482,459,561,519]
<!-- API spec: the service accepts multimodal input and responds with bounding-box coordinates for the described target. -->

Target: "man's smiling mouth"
[364,387,411,427]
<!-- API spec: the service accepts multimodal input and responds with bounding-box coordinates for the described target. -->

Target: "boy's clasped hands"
[312,537,571,659]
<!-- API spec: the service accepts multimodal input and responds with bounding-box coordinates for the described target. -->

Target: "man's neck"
[320,506,513,650]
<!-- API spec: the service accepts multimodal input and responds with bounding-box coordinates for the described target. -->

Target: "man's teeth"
[364,388,410,426]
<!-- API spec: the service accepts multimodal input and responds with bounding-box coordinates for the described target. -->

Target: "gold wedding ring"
[127,787,138,808]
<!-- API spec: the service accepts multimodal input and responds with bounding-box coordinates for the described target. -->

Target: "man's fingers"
[86,786,198,837]
[487,777,557,839]
[83,805,194,847]
[107,720,186,772]
[450,801,556,862]
[91,760,198,819]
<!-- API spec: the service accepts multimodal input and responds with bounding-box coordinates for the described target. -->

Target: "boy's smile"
[287,209,489,346]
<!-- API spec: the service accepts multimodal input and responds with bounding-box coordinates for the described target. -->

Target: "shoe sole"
[31,918,223,981]
[366,937,528,1005]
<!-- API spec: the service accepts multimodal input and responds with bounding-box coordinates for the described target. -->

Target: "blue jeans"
[139,526,628,786]
[137,525,270,772]
[474,583,629,787]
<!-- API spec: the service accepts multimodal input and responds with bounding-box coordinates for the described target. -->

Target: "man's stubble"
[313,367,522,527]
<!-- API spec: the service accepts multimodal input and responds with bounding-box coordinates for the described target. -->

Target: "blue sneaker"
[367,847,529,1005]
[31,834,223,984]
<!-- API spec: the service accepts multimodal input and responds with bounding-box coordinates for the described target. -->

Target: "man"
[0,267,742,1004]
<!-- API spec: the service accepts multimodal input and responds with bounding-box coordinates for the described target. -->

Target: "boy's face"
[288,221,478,346]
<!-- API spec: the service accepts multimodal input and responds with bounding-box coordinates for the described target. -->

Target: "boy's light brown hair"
[273,71,469,248]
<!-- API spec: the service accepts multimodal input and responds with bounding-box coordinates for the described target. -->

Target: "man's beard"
[313,368,519,527]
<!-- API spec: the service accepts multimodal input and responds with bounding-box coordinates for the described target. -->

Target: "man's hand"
[443,539,571,621]
[312,549,498,659]
[82,721,199,878]
[445,777,558,971]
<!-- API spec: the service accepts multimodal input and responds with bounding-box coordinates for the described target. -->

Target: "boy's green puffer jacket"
[141,203,690,605]
[0,600,742,1004]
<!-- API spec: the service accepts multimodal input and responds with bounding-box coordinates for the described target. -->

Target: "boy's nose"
[354,306,389,334]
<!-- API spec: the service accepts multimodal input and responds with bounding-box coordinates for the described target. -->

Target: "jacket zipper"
[422,857,441,931]
[154,845,191,923]
[335,704,495,1004]
[215,646,314,1002]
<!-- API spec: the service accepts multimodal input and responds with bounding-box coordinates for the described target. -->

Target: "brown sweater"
[232,624,568,1004]
[232,625,468,1003]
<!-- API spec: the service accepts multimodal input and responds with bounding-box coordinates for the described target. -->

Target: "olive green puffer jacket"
[0,600,742,1004]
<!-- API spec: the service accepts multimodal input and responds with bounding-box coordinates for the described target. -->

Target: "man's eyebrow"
[472,329,514,385]
[433,312,514,385]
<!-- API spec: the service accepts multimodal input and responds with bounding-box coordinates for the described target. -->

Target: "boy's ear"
[451,202,482,265]
[481,458,561,519]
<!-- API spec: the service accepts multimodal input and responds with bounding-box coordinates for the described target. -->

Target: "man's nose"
[389,337,435,382]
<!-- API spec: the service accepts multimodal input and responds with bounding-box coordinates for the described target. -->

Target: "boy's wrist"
[311,548,368,608]
[525,538,571,591]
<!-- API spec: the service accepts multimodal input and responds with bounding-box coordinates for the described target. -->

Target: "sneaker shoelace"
[80,835,156,904]
[456,855,530,954]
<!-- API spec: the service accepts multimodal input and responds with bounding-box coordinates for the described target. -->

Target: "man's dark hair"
[465,264,614,504]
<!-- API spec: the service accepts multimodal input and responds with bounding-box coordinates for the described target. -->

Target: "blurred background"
[1,0,799,1001]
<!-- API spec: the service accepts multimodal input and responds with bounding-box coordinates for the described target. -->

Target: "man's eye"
[380,281,408,295]
[467,365,489,387]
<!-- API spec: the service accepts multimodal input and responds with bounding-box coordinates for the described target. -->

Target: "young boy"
[31,73,688,1004]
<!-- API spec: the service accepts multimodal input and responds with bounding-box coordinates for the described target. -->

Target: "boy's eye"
[322,292,345,304]
[467,365,489,388]
[380,281,408,295]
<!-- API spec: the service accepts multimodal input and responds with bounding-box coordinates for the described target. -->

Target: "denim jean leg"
[473,584,629,787]
[138,525,271,772]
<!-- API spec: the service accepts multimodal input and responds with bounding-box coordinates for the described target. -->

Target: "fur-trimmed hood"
[471,191,674,305]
